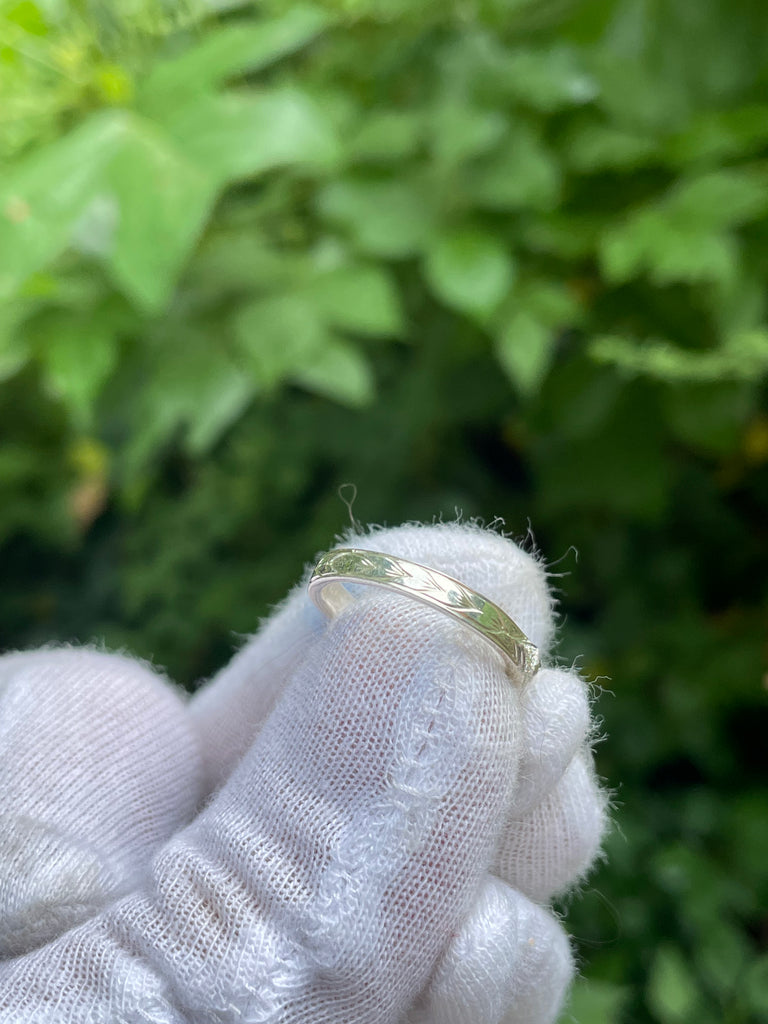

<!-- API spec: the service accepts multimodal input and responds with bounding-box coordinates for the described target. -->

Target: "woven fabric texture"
[0,523,606,1023]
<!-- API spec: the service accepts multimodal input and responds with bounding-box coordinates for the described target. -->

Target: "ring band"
[307,548,540,684]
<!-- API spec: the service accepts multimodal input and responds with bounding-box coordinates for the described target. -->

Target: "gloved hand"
[0,522,607,1023]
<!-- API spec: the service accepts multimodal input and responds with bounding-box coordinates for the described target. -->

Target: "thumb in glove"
[0,648,202,958]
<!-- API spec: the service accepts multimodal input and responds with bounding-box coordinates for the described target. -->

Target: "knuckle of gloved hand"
[550,750,609,883]
[495,748,608,901]
[0,815,116,957]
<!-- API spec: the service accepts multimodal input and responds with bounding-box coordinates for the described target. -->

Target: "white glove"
[0,522,607,1023]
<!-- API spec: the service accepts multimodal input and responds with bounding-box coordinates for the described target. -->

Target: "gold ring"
[307,548,540,684]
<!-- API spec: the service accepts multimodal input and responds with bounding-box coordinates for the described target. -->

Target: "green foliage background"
[1,0,767,1020]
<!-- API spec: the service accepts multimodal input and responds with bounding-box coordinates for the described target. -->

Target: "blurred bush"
[1,1,767,1020]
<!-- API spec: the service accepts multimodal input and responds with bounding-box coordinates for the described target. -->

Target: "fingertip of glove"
[497,751,609,904]
[419,876,573,1024]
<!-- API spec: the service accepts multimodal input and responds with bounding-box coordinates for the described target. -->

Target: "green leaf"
[518,278,582,325]
[139,5,331,111]
[165,88,339,184]
[566,121,659,172]
[190,231,309,298]
[0,329,30,382]
[662,381,756,456]
[590,332,768,383]
[724,794,768,889]
[304,264,404,337]
[234,293,373,405]
[493,277,579,395]
[429,103,506,167]
[5,1,48,35]
[668,167,768,230]
[122,333,255,473]
[185,365,255,456]
[601,168,768,287]
[104,114,217,311]
[349,110,423,163]
[495,310,556,395]
[561,977,628,1024]
[0,112,126,299]
[542,354,623,440]
[666,105,768,165]
[234,292,327,389]
[600,209,738,287]
[30,310,118,428]
[522,213,602,259]
[647,945,698,1022]
[469,127,560,211]
[498,45,599,111]
[0,296,37,381]
[744,955,768,1016]
[0,109,220,311]
[536,382,671,520]
[694,923,749,999]
[424,228,513,318]
[317,178,434,258]
[292,336,374,406]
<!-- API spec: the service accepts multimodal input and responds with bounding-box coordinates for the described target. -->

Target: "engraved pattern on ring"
[308,548,540,684]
